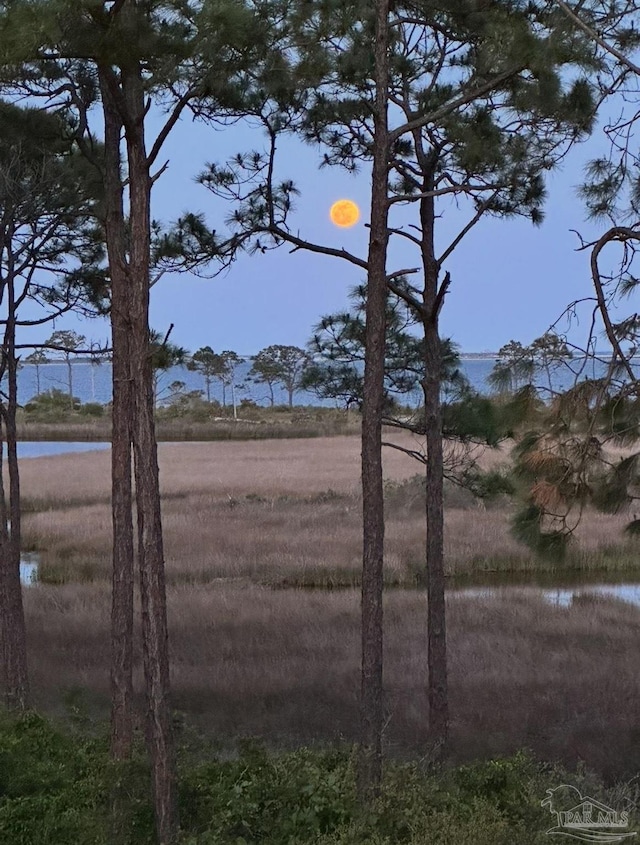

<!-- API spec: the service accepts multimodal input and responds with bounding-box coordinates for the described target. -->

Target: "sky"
[24,95,623,357]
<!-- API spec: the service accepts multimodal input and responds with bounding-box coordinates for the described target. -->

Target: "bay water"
[16,356,611,408]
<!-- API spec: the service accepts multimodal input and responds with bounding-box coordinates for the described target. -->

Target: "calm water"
[453,582,640,608]
[20,553,38,586]
[17,441,110,459]
[21,360,330,407]
[17,356,626,408]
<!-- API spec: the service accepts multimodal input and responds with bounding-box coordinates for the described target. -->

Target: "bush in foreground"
[1,713,637,844]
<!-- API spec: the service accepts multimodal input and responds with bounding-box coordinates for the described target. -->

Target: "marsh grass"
[20,437,640,586]
[23,490,607,588]
[19,583,640,779]
[11,434,640,781]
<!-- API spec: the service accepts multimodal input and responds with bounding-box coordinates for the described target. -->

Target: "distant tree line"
[24,341,314,408]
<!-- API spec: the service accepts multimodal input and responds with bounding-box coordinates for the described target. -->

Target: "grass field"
[12,433,640,779]
[19,434,640,585]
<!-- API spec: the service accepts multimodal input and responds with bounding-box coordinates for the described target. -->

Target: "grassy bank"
[16,404,360,442]
[2,712,637,844]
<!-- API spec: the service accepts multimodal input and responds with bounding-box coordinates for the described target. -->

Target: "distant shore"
[30,350,625,363]
[34,352,503,362]
[458,352,498,359]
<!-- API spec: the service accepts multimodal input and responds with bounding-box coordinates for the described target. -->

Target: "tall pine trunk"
[122,51,178,843]
[423,316,447,749]
[420,186,448,752]
[99,67,135,762]
[0,264,29,711]
[359,0,390,799]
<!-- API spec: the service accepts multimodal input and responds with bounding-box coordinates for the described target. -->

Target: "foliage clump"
[23,389,81,421]
[2,714,637,845]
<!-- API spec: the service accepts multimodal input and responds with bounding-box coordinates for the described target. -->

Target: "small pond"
[20,552,39,586]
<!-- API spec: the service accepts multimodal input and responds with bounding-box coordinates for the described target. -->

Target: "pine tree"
[0,2,279,839]
[44,330,87,407]
[250,345,309,406]
[197,0,600,769]
[0,101,103,712]
[188,347,224,403]
[499,2,640,560]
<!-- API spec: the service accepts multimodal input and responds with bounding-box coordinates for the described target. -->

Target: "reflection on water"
[453,582,640,608]
[20,553,39,586]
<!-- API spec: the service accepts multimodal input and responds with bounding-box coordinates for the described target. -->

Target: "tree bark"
[121,44,178,843]
[423,317,447,750]
[99,66,135,762]
[0,264,30,711]
[420,183,449,753]
[359,0,390,800]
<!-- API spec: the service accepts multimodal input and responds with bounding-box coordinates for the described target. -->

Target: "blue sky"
[34,101,616,357]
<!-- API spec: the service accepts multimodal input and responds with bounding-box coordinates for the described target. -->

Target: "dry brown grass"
[19,434,417,505]
[21,582,640,779]
[20,435,418,586]
[20,434,640,585]
[15,433,640,779]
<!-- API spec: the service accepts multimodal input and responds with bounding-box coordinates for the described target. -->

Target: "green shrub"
[179,744,356,843]
[156,393,217,422]
[1,716,637,845]
[0,712,110,845]
[24,389,80,421]
[0,712,158,845]
[78,402,105,417]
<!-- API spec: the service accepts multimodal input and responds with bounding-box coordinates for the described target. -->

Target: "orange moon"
[330,199,360,228]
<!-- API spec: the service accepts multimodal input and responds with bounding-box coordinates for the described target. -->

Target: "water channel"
[453,580,640,608]
[17,441,110,459]
[20,553,39,585]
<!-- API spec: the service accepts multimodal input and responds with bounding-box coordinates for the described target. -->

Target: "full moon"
[330,199,360,228]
